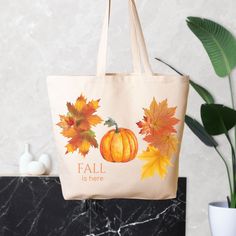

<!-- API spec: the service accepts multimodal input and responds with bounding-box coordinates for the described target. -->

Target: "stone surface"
[0,177,186,236]
[0,1,235,235]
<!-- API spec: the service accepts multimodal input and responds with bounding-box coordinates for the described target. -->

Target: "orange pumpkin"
[100,118,138,162]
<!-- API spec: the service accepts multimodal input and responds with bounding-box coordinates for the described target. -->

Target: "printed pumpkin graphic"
[137,98,180,180]
[100,118,138,163]
[57,94,102,157]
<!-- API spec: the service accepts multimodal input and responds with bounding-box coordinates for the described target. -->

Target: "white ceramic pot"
[209,201,236,236]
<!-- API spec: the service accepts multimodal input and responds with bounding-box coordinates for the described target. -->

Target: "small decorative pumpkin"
[100,118,138,162]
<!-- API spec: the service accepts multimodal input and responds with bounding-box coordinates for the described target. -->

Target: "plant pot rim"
[209,201,236,210]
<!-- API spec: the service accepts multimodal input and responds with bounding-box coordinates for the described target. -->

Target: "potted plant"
[156,17,236,236]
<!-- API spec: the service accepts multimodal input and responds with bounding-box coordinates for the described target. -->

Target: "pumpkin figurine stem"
[104,118,119,133]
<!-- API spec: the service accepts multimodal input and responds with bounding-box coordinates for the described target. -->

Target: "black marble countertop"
[0,177,186,236]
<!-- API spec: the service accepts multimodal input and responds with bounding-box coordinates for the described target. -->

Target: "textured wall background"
[0,0,235,235]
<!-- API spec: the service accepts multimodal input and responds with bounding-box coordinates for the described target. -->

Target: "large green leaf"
[154,58,215,103]
[186,17,236,77]
[185,115,218,147]
[201,104,236,135]
[189,80,214,104]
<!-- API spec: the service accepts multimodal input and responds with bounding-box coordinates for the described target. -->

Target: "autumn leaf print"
[137,98,179,136]
[57,95,102,157]
[144,133,178,157]
[138,146,172,180]
[137,98,180,179]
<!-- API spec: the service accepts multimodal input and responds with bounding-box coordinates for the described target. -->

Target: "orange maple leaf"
[66,95,102,131]
[65,130,98,156]
[138,145,173,180]
[144,134,179,157]
[57,95,102,156]
[137,98,179,136]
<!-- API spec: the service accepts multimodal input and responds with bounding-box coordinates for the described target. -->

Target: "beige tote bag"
[47,0,189,200]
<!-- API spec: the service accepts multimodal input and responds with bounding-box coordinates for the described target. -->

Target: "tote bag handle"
[96,0,153,76]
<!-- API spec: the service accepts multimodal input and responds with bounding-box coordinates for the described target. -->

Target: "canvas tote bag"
[47,0,189,200]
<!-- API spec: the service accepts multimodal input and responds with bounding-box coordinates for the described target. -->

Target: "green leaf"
[185,115,218,147]
[190,80,214,104]
[186,17,236,77]
[201,104,236,135]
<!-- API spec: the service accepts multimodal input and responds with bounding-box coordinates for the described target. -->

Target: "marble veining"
[0,177,186,236]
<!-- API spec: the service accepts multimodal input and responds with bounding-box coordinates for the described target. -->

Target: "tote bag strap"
[96,0,153,76]
[129,0,142,74]
[129,0,153,75]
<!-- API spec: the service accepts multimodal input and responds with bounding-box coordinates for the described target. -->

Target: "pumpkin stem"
[104,118,119,133]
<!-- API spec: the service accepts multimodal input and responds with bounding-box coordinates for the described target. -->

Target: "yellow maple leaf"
[138,145,173,180]
[79,140,91,156]
[74,95,87,112]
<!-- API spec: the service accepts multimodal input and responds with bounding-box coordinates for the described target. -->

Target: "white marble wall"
[0,0,235,235]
